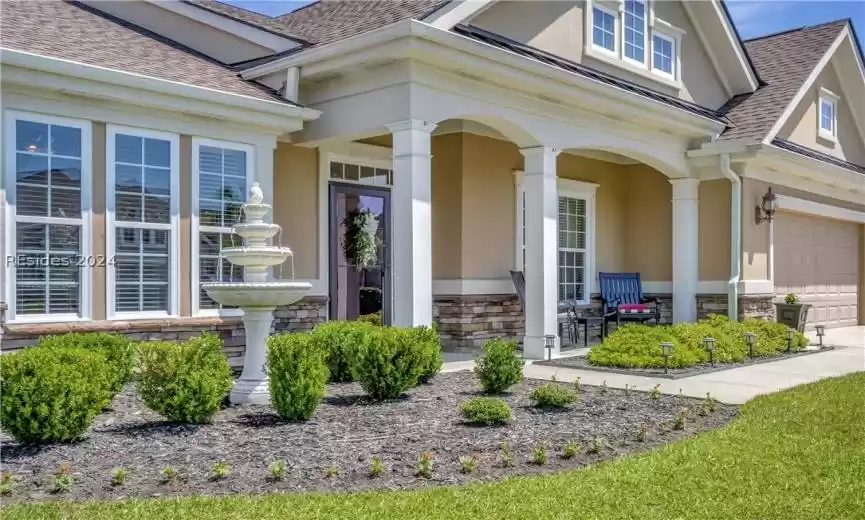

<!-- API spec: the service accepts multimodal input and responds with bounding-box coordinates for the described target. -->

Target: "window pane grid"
[592,8,616,52]
[624,0,646,63]
[14,119,83,317]
[558,196,587,302]
[329,161,393,186]
[653,34,674,75]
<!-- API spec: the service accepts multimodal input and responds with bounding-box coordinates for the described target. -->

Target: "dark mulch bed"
[535,346,834,379]
[1,372,737,503]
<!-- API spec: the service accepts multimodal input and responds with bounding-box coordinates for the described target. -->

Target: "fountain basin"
[231,223,281,241]
[221,247,292,267]
[202,281,312,308]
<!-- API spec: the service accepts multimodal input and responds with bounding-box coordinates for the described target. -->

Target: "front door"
[329,183,391,324]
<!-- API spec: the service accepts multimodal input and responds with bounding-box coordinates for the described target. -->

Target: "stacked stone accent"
[738,295,775,320]
[696,294,729,319]
[0,296,329,368]
[433,294,524,351]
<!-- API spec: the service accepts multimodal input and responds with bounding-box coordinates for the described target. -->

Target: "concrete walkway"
[442,326,865,405]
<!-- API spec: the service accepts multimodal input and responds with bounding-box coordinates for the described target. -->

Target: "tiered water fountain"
[203,182,311,405]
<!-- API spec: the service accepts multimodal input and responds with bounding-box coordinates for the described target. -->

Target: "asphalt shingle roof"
[0,0,291,104]
[183,0,309,43]
[718,20,848,141]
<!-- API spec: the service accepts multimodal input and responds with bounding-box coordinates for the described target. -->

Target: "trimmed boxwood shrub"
[311,321,373,383]
[38,332,134,395]
[474,338,524,393]
[136,333,232,423]
[351,327,427,400]
[1,347,114,444]
[742,317,808,354]
[410,325,443,384]
[587,324,687,368]
[267,332,329,421]
[460,397,512,425]
[530,383,578,408]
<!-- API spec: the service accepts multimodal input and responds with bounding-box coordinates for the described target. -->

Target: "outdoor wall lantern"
[744,332,757,358]
[785,328,795,352]
[544,334,556,361]
[660,341,673,374]
[755,187,778,224]
[815,325,825,346]
[703,337,717,366]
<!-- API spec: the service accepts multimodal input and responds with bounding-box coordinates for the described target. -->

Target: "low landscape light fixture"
[815,325,825,346]
[703,337,717,366]
[744,332,757,357]
[544,334,556,361]
[660,341,673,374]
[755,186,778,225]
[785,328,795,353]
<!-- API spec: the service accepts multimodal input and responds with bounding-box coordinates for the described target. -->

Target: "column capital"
[386,119,438,134]
[519,146,561,159]
[669,177,699,200]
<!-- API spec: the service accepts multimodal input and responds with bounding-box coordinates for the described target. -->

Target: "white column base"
[231,307,275,405]
[524,335,559,360]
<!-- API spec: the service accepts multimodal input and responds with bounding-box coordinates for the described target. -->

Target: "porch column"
[520,146,560,359]
[388,119,437,327]
[670,178,699,323]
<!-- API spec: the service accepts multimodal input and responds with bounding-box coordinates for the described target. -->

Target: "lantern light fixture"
[785,328,795,352]
[744,332,757,358]
[755,187,778,225]
[544,334,556,361]
[703,337,717,366]
[660,341,673,374]
[815,325,825,347]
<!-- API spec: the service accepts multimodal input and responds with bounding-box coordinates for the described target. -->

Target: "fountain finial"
[249,181,264,205]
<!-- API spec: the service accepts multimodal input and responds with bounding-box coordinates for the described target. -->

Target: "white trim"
[776,195,865,224]
[641,280,768,295]
[817,87,839,142]
[4,110,92,324]
[432,279,515,296]
[738,279,774,295]
[556,178,598,306]
[590,4,619,56]
[191,137,255,317]
[151,0,302,51]
[106,124,180,320]
[424,0,496,30]
[651,30,678,81]
[621,0,649,68]
[763,29,846,144]
[709,0,760,91]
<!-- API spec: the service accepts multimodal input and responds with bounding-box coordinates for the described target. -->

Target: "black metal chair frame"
[509,270,578,346]
[598,272,661,330]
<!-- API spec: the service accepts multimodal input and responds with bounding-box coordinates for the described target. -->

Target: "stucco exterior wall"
[469,0,729,109]
[273,143,319,280]
[699,179,731,281]
[622,164,672,281]
[860,225,865,324]
[777,60,865,165]
[91,123,108,321]
[431,134,464,279]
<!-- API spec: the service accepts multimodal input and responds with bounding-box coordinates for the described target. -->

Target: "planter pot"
[774,303,812,332]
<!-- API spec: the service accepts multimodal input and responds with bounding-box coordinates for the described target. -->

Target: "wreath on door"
[343,208,380,270]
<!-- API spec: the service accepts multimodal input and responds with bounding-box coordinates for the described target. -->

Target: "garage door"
[775,211,860,329]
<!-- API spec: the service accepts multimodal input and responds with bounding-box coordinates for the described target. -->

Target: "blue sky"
[226,1,864,48]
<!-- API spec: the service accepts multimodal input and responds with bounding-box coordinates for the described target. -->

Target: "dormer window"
[652,32,675,76]
[623,0,647,64]
[818,88,838,141]
[592,6,617,53]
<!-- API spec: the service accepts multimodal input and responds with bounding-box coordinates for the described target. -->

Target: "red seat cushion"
[619,303,649,311]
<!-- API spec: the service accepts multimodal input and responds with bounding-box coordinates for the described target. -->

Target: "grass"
[4,373,865,520]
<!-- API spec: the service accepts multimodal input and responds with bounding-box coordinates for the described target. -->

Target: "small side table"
[575,313,607,347]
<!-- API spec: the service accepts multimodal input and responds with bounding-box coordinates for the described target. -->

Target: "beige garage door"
[775,211,860,329]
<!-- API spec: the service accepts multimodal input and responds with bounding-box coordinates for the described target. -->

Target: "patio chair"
[598,272,661,328]
[509,270,577,345]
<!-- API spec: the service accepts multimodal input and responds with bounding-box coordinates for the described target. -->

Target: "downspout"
[719,153,741,321]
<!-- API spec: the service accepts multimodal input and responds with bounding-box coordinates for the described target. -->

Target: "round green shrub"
[38,332,134,395]
[530,383,578,408]
[670,322,745,363]
[409,325,443,384]
[350,327,427,400]
[311,321,373,383]
[1,347,114,443]
[136,333,232,423]
[267,332,329,421]
[473,338,524,393]
[460,397,512,425]
[742,318,808,355]
[587,324,691,368]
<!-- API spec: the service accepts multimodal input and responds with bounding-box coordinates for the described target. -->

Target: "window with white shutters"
[5,112,91,321]
[107,126,179,318]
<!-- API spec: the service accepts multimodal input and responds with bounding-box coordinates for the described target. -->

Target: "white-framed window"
[329,157,393,187]
[106,125,179,319]
[592,5,617,53]
[652,32,676,77]
[191,138,254,316]
[623,0,647,64]
[3,111,92,323]
[514,176,597,306]
[818,88,839,141]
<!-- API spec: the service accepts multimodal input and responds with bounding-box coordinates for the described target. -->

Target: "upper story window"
[623,0,646,63]
[592,6,617,53]
[4,111,92,323]
[585,0,683,87]
[818,88,839,141]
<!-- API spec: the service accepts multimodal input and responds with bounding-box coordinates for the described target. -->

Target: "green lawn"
[5,372,865,520]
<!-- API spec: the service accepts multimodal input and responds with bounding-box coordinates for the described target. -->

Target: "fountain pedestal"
[203,182,311,405]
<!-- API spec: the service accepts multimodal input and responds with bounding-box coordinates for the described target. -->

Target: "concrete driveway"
[444,326,865,405]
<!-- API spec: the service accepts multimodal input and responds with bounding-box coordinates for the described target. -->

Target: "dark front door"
[329,183,390,324]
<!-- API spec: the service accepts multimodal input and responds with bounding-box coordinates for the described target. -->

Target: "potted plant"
[774,293,811,332]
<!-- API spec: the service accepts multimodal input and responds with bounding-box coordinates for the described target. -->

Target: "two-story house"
[1,0,863,360]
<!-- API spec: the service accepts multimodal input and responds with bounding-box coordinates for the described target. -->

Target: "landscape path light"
[703,337,717,366]
[785,328,795,353]
[744,332,757,358]
[815,325,825,347]
[544,334,556,361]
[660,342,673,374]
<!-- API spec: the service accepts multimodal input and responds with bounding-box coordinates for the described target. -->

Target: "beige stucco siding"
[778,60,865,165]
[622,164,672,281]
[431,134,464,279]
[273,143,319,280]
[860,225,865,324]
[470,0,729,109]
[698,179,731,281]
[179,136,192,317]
[91,123,107,321]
